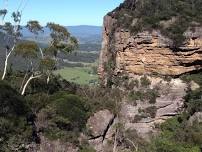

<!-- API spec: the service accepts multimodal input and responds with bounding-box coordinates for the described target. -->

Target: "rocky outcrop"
[98,15,202,84]
[120,77,187,139]
[87,110,116,152]
[188,112,202,126]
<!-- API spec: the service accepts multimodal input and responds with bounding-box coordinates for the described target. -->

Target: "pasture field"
[54,66,98,85]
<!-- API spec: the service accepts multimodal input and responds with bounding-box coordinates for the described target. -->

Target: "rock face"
[97,0,202,144]
[87,110,116,152]
[98,15,202,84]
[188,112,202,126]
[120,77,187,139]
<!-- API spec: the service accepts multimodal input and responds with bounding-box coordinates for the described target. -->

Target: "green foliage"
[77,87,122,114]
[26,20,43,35]
[140,76,151,87]
[181,72,202,86]
[0,81,29,116]
[15,41,39,59]
[51,93,90,130]
[25,93,49,113]
[181,72,202,115]
[185,88,202,115]
[129,88,159,104]
[129,90,144,101]
[41,92,90,143]
[0,81,32,151]
[54,67,98,85]
[111,0,202,47]
[40,57,56,71]
[46,23,78,56]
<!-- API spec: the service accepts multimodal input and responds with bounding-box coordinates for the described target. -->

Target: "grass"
[54,66,98,85]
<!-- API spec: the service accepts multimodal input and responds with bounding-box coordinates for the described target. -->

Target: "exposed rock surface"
[120,77,187,139]
[86,110,116,152]
[98,15,202,84]
[190,80,200,91]
[188,112,202,126]
[97,1,202,143]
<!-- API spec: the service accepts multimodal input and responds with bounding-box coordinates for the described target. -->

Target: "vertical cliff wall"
[98,0,202,85]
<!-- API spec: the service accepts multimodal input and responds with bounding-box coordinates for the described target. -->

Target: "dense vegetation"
[109,0,202,47]
[0,81,33,151]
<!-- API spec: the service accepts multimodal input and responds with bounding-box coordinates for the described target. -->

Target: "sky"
[1,0,123,26]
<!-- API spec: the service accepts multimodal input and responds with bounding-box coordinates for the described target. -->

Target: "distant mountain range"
[22,25,102,45]
[0,25,102,69]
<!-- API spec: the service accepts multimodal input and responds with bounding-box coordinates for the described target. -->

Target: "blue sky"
[1,0,123,26]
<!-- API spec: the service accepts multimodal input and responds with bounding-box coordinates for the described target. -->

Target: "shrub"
[140,76,151,88]
[0,81,32,151]
[147,89,159,104]
[129,90,144,101]
[77,86,123,115]
[128,88,159,104]
[41,92,91,144]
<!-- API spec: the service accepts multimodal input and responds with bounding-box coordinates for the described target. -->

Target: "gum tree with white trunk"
[14,41,41,95]
[0,11,22,80]
[19,23,78,95]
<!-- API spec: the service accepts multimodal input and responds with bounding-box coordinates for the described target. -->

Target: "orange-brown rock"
[99,15,202,83]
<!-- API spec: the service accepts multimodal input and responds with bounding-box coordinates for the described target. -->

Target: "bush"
[0,81,30,117]
[129,90,144,101]
[41,92,91,144]
[128,88,159,104]
[0,81,32,151]
[77,86,123,115]
[140,76,151,88]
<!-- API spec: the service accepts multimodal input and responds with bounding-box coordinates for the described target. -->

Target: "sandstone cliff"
[98,1,202,85]
[94,0,202,151]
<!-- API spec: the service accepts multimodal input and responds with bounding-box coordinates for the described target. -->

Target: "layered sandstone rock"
[99,15,202,84]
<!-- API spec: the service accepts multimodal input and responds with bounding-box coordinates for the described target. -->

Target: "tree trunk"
[21,74,41,95]
[20,72,28,92]
[2,45,15,80]
[39,47,44,59]
[47,74,50,84]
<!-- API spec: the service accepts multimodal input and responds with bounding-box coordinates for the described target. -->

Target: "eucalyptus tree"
[0,11,22,80]
[18,23,78,95]
[44,23,78,83]
[14,41,41,95]
[26,20,44,58]
[46,23,78,58]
